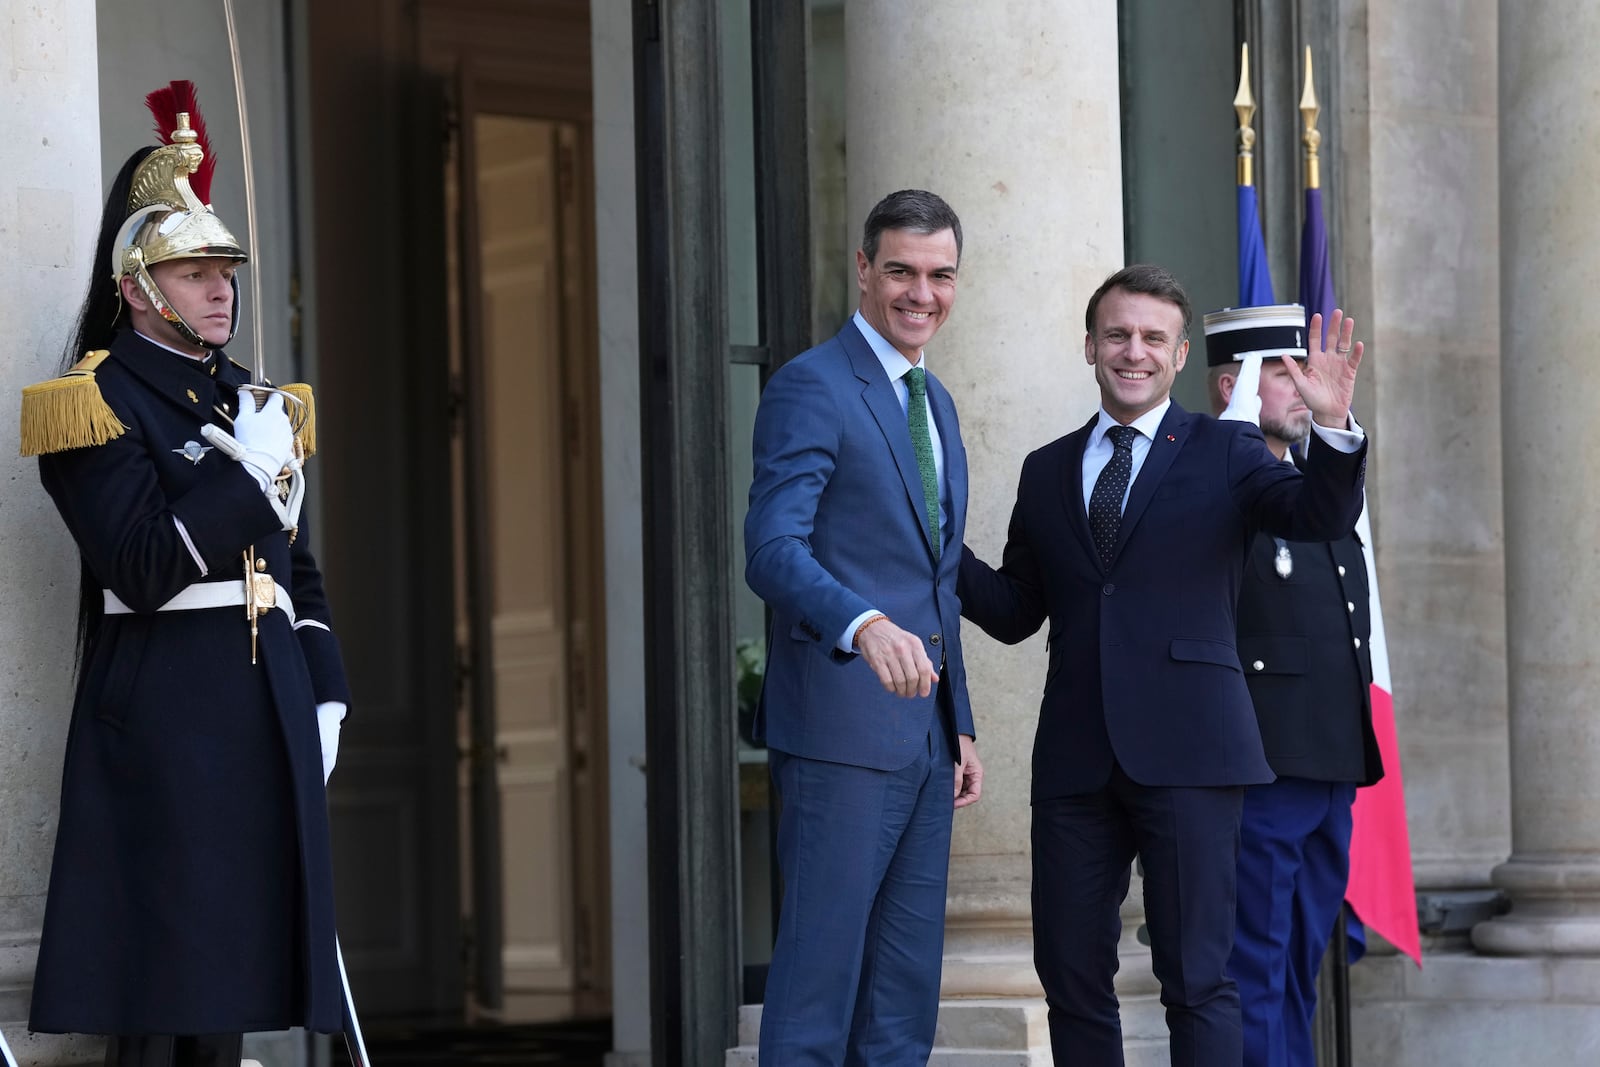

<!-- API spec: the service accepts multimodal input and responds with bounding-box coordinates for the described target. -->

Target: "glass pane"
[722,0,761,347]
[727,359,773,979]
[1118,0,1235,413]
[809,0,851,345]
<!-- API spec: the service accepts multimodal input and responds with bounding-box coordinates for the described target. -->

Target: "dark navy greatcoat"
[28,329,349,1036]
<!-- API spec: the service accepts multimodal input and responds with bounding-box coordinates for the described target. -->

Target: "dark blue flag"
[1237,184,1275,305]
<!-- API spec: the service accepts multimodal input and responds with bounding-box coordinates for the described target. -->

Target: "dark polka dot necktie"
[1089,424,1139,566]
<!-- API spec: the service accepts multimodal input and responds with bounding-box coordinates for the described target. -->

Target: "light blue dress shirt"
[837,311,949,652]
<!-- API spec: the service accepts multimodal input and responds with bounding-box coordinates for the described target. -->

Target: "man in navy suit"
[958,265,1367,1065]
[745,189,985,1065]
[1206,313,1384,1067]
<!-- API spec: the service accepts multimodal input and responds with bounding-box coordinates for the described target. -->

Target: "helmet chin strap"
[130,265,211,351]
[122,260,242,354]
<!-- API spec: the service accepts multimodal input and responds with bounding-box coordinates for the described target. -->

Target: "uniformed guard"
[19,81,350,1067]
[1206,305,1385,1067]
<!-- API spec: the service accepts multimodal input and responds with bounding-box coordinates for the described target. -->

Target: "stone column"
[1472,0,1600,956]
[1351,0,1510,907]
[0,2,111,1063]
[845,1,1159,1056]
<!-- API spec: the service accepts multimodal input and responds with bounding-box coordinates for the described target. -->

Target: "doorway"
[447,105,610,1024]
[304,0,607,1038]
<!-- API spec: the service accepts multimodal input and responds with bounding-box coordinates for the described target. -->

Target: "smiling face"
[856,227,959,363]
[1085,287,1189,423]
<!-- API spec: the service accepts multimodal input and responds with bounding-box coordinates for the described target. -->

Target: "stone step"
[729,996,1170,1064]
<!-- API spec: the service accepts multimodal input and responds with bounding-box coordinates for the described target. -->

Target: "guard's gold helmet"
[110,81,248,349]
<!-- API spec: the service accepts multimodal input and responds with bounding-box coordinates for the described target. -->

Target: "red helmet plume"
[145,79,217,205]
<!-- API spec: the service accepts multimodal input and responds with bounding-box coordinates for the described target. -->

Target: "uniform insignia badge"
[186,388,199,403]
[1274,540,1294,579]
[174,440,213,464]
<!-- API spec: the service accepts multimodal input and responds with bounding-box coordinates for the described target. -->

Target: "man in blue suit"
[958,265,1367,1065]
[745,189,985,1065]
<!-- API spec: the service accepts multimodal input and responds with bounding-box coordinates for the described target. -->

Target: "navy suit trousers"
[1032,765,1245,1066]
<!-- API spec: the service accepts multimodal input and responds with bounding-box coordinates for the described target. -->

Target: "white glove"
[317,700,346,784]
[230,387,296,488]
[1219,353,1264,426]
[200,421,307,532]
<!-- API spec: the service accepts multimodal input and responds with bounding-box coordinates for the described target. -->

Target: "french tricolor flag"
[1301,182,1422,966]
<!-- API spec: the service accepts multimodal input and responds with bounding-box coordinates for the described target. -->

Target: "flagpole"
[1300,45,1322,192]
[1234,43,1257,188]
[1300,45,1354,1067]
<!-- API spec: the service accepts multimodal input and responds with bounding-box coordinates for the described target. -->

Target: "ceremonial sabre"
[0,1027,19,1067]
[220,2,367,1061]
[220,0,312,441]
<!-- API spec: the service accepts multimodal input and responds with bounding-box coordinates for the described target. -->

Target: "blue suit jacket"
[745,321,974,771]
[959,402,1367,799]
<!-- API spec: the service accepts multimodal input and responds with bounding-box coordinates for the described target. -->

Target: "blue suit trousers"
[759,719,955,1066]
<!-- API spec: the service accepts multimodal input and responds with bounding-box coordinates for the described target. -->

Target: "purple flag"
[1298,187,1336,341]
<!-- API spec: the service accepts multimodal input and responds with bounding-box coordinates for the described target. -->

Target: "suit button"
[1338,565,1347,576]
[1347,601,1356,613]
[1354,637,1362,649]
[929,633,941,645]
[1103,583,1115,595]
[1252,660,1265,671]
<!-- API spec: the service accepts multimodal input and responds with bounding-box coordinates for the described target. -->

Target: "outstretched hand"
[1282,309,1364,428]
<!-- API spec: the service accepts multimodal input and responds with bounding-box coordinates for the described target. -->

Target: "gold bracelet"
[853,613,889,650]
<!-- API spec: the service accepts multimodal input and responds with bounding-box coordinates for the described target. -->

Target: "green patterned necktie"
[904,366,941,558]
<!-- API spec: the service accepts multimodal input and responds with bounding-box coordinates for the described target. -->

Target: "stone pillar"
[1347,0,1510,909]
[845,2,1159,1057]
[0,2,111,1063]
[1472,0,1600,956]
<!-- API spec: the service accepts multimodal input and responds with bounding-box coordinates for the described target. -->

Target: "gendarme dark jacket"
[1236,523,1383,786]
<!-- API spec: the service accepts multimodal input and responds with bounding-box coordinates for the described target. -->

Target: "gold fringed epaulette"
[280,382,317,457]
[19,350,127,457]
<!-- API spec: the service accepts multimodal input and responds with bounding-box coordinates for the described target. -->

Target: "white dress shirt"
[1081,400,1366,512]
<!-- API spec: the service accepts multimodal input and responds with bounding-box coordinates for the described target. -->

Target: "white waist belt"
[103,579,296,625]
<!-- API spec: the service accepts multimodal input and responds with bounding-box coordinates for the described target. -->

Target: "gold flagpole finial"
[1234,43,1258,187]
[1300,45,1321,190]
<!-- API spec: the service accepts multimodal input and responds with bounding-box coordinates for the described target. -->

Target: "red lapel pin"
[1166,434,1176,442]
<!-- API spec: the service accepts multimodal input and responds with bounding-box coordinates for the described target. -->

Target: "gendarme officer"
[1206,304,1384,1067]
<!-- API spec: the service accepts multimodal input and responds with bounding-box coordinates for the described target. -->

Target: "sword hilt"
[243,384,312,438]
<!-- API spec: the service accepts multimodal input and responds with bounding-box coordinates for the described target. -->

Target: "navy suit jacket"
[959,402,1366,799]
[745,321,974,770]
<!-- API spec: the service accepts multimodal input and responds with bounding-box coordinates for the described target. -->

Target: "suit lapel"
[1113,402,1191,559]
[1058,414,1099,564]
[842,324,939,560]
[928,371,964,545]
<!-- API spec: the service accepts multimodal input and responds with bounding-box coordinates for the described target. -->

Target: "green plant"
[735,636,766,716]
